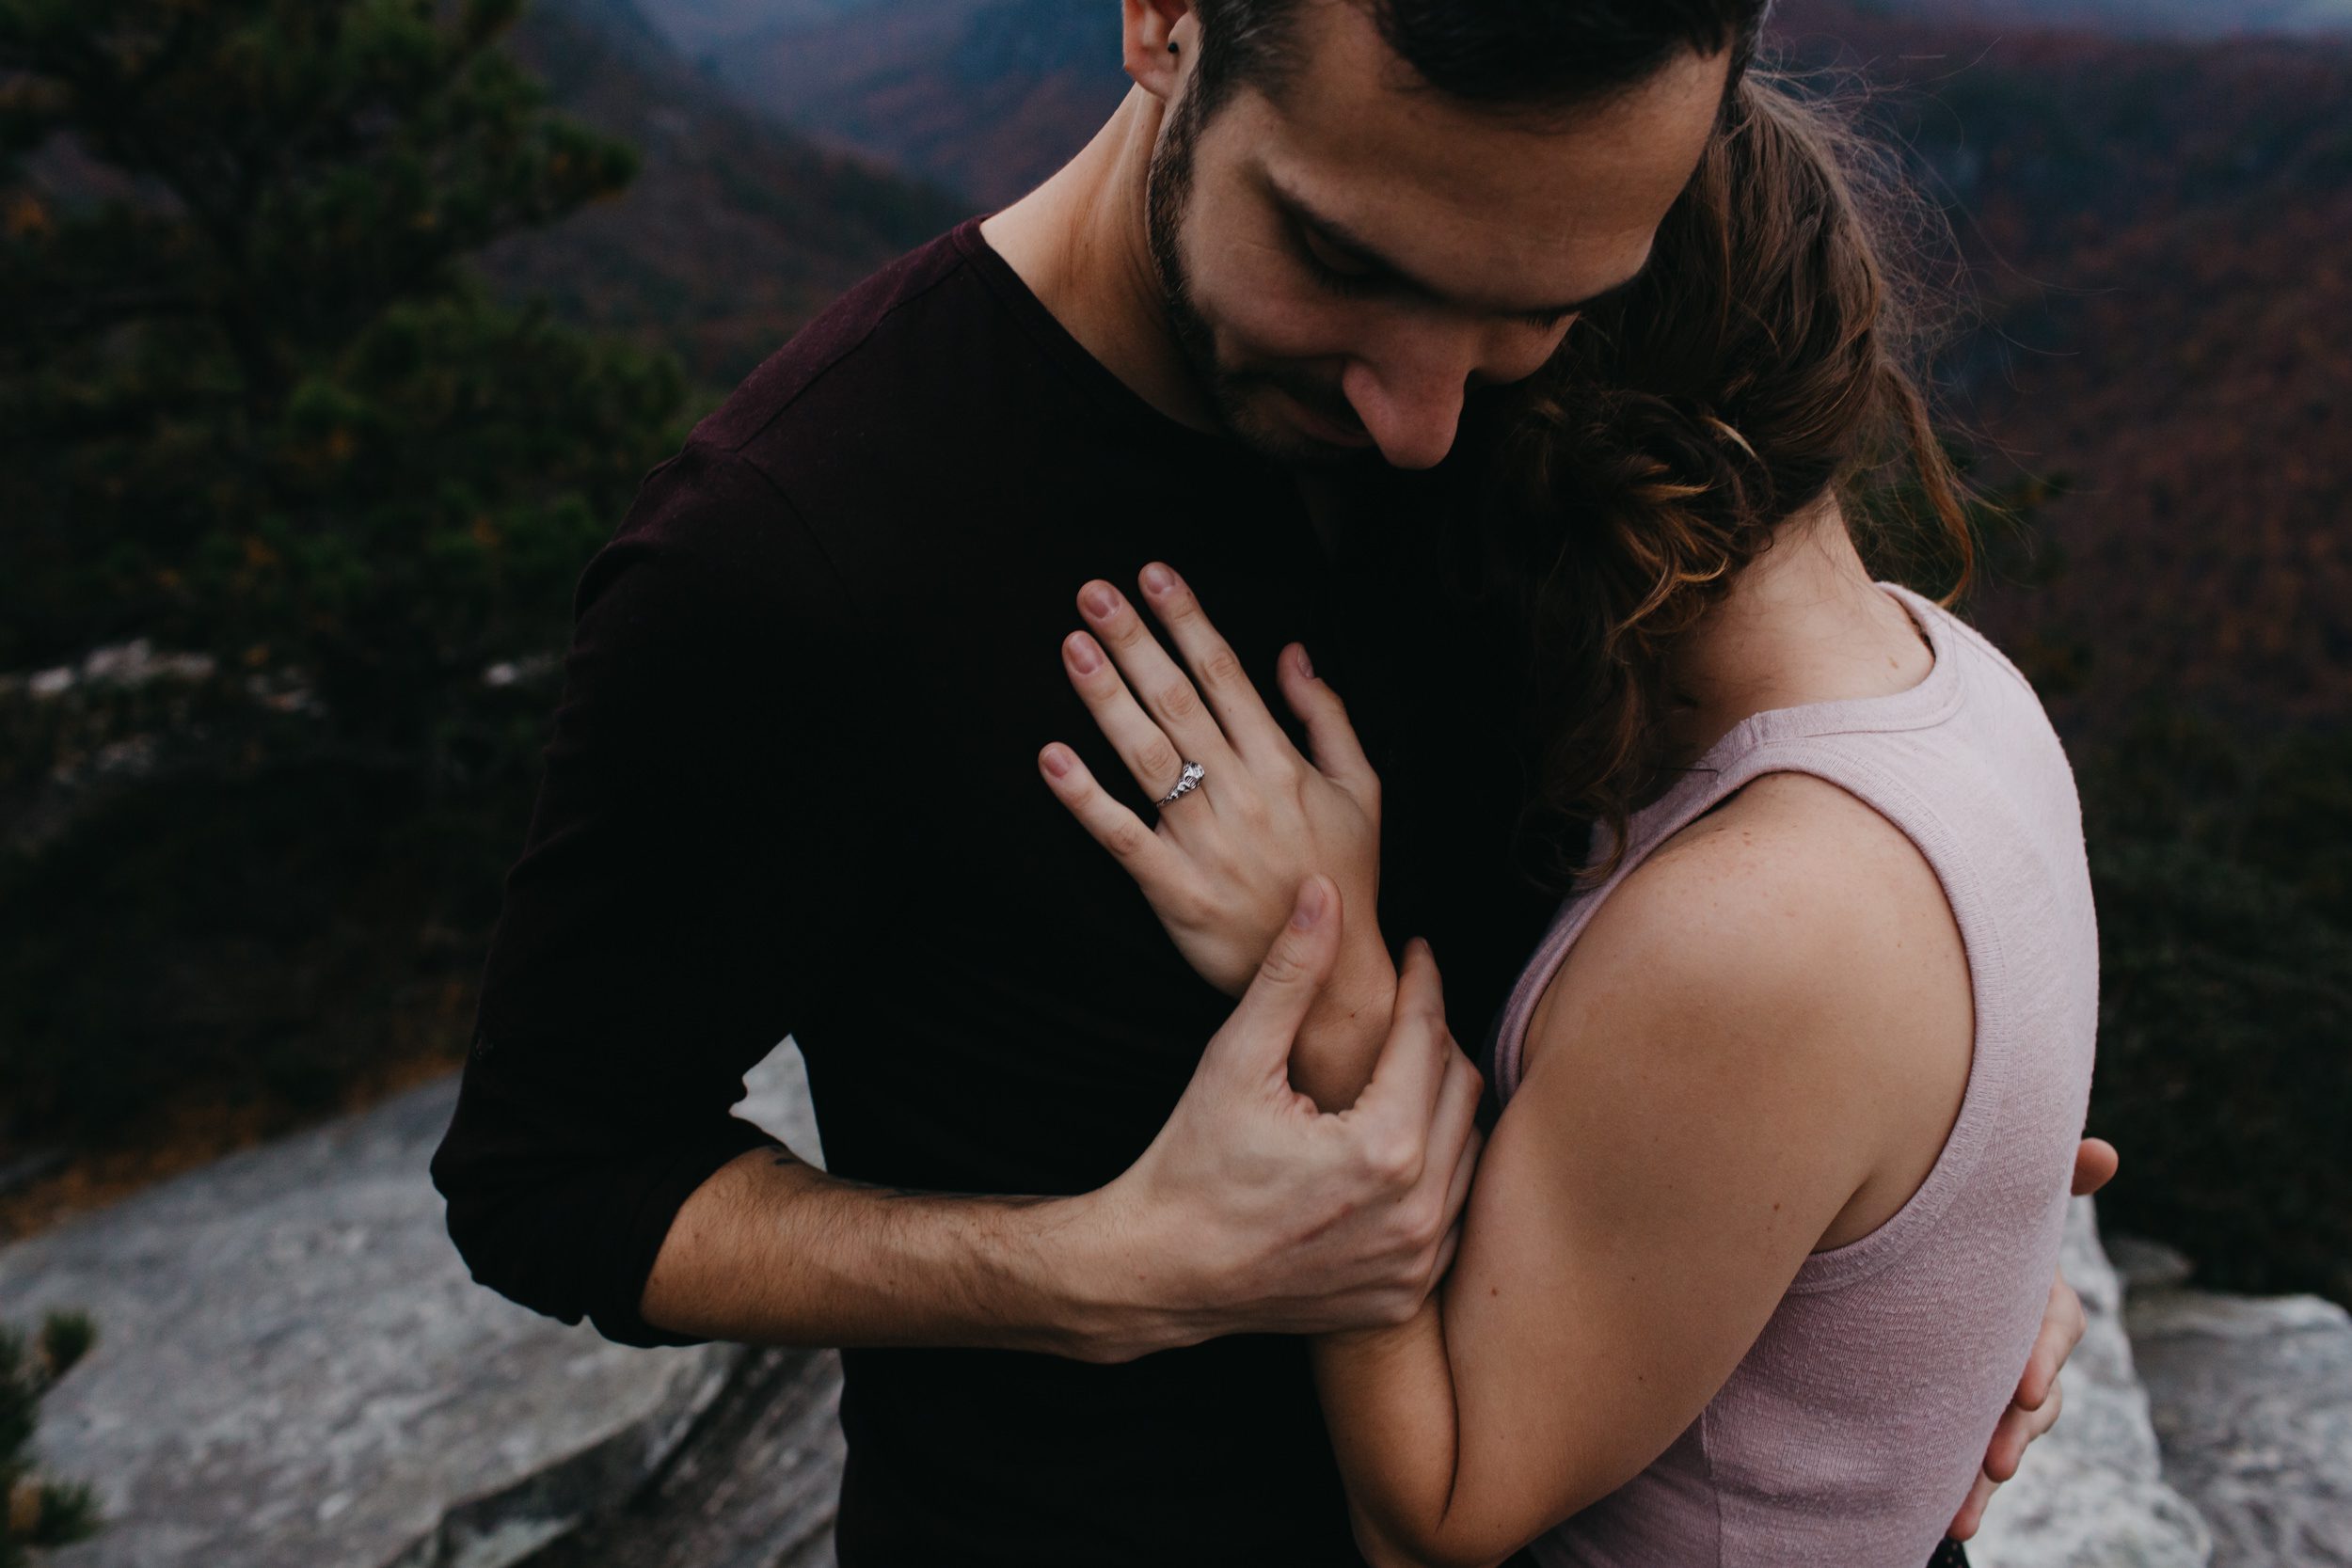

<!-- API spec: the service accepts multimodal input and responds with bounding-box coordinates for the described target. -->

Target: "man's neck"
[980,88,1224,436]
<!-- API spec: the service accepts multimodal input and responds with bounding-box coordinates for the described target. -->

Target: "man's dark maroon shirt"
[429,217,1561,1566]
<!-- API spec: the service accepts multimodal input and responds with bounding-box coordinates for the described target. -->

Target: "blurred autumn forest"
[2,0,2347,1305]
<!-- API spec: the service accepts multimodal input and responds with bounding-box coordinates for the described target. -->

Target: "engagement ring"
[1157,760,1207,806]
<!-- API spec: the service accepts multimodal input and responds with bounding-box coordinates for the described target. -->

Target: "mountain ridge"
[630,0,2352,61]
[482,0,968,388]
[591,0,2352,731]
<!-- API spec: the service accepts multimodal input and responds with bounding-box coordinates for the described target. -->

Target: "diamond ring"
[1156,759,1207,807]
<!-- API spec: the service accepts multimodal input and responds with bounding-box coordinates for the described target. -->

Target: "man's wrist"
[1010,1181,1192,1365]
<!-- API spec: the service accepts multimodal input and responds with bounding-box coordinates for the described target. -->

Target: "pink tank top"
[1486,583,2099,1568]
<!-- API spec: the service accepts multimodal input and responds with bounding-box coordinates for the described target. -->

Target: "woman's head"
[1504,69,1975,880]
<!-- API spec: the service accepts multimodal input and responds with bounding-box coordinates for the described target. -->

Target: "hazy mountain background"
[1861,0,2352,36]
[636,0,2352,60]
[626,0,2352,207]
[545,0,2351,738]
[481,0,965,387]
[23,0,2335,722]
[5,0,2344,1307]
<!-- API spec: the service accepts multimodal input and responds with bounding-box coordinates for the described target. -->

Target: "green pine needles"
[0,1311,100,1567]
[0,0,689,763]
[0,0,693,1160]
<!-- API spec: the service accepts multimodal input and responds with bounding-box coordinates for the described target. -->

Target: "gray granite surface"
[11,1048,2341,1568]
[0,1041,828,1568]
[523,1345,844,1568]
[2130,1286,2352,1568]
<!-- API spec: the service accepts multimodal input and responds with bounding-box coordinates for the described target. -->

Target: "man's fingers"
[1431,1052,1484,1186]
[1278,642,1380,800]
[1201,876,1342,1085]
[1439,1117,1481,1238]
[1947,1472,1998,1543]
[1417,1109,1482,1296]
[1357,939,1454,1133]
[1430,1217,1465,1285]
[2016,1272,2085,1412]
[1986,1373,2063,1484]
[2072,1136,2120,1197]
[1985,1409,2027,1485]
[1957,1273,2081,1542]
[1135,562,1294,765]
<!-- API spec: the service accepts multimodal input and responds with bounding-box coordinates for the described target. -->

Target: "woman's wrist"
[1293,942,1403,1112]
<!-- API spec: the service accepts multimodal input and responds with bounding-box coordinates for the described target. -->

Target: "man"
[430,4,2101,1563]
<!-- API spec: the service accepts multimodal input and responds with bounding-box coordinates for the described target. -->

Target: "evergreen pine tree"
[0,0,693,1143]
[0,1311,99,1568]
[0,0,689,772]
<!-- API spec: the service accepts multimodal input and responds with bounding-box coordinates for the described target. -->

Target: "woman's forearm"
[1312,1301,1499,1568]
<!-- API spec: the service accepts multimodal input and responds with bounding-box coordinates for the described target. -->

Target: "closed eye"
[1295,221,1382,300]
[1295,216,1583,332]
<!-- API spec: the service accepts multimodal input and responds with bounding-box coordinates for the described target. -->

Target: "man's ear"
[1122,0,1196,102]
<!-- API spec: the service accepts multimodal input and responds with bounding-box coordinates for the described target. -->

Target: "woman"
[1035,72,2099,1568]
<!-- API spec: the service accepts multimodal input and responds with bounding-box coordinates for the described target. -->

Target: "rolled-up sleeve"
[429,440,859,1347]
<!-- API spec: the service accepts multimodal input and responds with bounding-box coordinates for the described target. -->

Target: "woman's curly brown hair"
[1505,68,1978,884]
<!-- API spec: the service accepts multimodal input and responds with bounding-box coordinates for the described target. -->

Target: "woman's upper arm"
[1430,784,1958,1551]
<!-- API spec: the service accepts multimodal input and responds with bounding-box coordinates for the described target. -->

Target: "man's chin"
[1219,388,1386,470]
[1235,422,1385,469]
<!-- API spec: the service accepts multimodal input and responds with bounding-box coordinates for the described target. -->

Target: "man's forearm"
[634,910,1478,1364]
[637,1140,1171,1362]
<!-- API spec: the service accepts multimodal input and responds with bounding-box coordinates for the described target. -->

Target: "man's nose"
[1339,356,1469,471]
[1339,321,1553,471]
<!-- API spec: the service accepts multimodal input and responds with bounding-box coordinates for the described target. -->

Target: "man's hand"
[637,873,1475,1363]
[1947,1136,2122,1541]
[1072,875,1483,1363]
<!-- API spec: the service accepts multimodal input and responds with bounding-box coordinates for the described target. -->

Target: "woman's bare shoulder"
[1527,770,1971,1122]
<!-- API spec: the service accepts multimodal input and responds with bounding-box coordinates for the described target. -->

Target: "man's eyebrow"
[1273,181,1649,325]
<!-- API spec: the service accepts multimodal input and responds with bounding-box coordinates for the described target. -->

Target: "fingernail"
[1292,879,1327,928]
[1082,584,1119,620]
[1141,562,1175,595]
[1041,745,1073,778]
[1295,644,1314,679]
[1067,633,1103,673]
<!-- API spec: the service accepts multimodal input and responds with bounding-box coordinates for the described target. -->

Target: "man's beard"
[1144,79,1381,470]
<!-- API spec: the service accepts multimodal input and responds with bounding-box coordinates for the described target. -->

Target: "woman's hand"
[1039,562,1395,1105]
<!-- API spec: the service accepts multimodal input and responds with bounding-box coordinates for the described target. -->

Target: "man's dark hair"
[1187,0,1771,122]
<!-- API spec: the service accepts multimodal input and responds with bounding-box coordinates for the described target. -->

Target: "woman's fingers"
[1278,642,1380,802]
[1077,580,1235,780]
[1063,630,1202,804]
[1038,742,1190,890]
[1136,562,1295,766]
